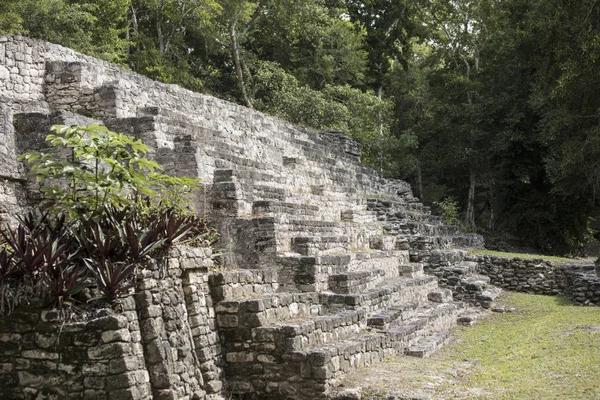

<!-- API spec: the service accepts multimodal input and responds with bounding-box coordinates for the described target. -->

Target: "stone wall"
[0,307,151,400]
[467,255,600,306]
[0,35,403,189]
[0,34,419,262]
[4,33,599,400]
[0,247,225,400]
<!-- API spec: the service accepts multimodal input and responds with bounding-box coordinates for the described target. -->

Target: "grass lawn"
[467,249,576,264]
[342,292,600,399]
[439,292,600,399]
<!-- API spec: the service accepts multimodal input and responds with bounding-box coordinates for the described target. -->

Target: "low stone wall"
[0,246,225,400]
[0,306,151,400]
[467,255,600,306]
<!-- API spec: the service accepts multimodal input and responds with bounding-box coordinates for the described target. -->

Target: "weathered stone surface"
[1,34,598,400]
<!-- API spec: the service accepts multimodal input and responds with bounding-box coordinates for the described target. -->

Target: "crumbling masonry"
[1,35,598,400]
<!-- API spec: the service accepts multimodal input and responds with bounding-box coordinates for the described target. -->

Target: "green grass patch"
[468,249,575,264]
[439,292,600,399]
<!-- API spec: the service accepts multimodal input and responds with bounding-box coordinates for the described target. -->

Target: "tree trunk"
[466,168,476,229]
[488,180,495,229]
[376,63,384,172]
[230,14,253,108]
[416,162,423,201]
[157,20,164,55]
[127,5,139,60]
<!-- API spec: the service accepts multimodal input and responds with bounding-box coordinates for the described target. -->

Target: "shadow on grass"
[553,295,576,307]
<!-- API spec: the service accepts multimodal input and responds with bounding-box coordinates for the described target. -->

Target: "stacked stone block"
[470,255,600,305]
[0,247,226,400]
[0,34,508,400]
[0,307,151,400]
[209,269,461,399]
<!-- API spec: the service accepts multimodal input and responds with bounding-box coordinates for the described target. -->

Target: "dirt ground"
[333,308,495,400]
[335,353,488,399]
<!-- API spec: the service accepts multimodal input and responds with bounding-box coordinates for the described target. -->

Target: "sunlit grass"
[468,249,576,264]
[439,292,600,399]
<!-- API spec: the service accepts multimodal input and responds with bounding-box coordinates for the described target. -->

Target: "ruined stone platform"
[0,35,494,400]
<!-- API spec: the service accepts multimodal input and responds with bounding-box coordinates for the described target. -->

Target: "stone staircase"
[123,108,497,399]
[209,268,462,400]
[200,163,491,398]
[5,48,501,400]
[11,90,498,400]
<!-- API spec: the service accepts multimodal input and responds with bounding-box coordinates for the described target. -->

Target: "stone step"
[253,201,320,218]
[367,301,420,330]
[457,314,477,326]
[453,261,480,274]
[423,260,503,308]
[427,288,453,303]
[382,211,443,224]
[215,292,324,331]
[207,149,278,176]
[208,268,279,302]
[404,235,454,251]
[251,308,368,353]
[346,250,408,277]
[384,221,460,237]
[287,219,345,236]
[369,235,397,251]
[476,287,503,309]
[292,235,350,256]
[367,199,434,217]
[412,249,468,265]
[400,263,424,278]
[328,269,387,294]
[459,274,491,291]
[133,110,263,166]
[214,168,284,185]
[277,250,408,292]
[403,233,483,253]
[319,275,439,313]
[405,330,452,358]
[277,254,352,292]
[218,296,462,399]
[277,302,460,392]
[253,185,287,201]
[340,209,378,223]
[395,237,411,251]
[369,301,458,332]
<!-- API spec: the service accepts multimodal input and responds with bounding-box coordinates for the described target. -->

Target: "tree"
[1,0,130,64]
[414,0,487,229]
[126,0,220,90]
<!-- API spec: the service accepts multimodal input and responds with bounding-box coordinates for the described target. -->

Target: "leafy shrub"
[434,197,462,227]
[0,124,216,314]
[19,124,201,221]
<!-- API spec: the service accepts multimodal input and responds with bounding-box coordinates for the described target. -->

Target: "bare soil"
[332,308,495,400]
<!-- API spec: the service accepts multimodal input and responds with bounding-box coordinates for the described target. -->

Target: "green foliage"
[19,124,200,221]
[0,125,215,313]
[0,211,87,310]
[0,1,24,34]
[433,197,461,226]
[294,18,369,88]
[0,0,129,64]
[347,292,600,398]
[442,292,600,398]
[2,0,599,253]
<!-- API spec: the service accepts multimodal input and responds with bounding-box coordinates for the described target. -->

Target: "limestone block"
[428,289,453,303]
[88,343,132,360]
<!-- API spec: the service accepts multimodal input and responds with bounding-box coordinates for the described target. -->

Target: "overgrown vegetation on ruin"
[0,124,216,314]
[1,0,598,255]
